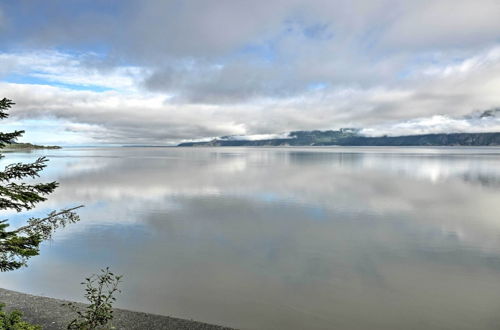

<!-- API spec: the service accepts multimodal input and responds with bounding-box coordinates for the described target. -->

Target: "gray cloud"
[1,1,500,143]
[382,0,500,50]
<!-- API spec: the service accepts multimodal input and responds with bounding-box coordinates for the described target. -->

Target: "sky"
[1,0,500,145]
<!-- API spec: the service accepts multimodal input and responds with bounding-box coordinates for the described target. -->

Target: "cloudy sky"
[1,0,500,145]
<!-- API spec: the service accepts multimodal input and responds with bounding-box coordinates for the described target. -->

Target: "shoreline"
[2,143,61,150]
[0,288,234,330]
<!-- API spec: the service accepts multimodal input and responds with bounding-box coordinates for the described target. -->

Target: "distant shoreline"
[0,288,234,330]
[3,143,62,150]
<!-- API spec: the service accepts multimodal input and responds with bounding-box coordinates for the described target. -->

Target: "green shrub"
[65,268,123,330]
[0,303,41,330]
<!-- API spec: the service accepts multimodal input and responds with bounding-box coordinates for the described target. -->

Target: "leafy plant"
[0,303,41,330]
[66,268,123,330]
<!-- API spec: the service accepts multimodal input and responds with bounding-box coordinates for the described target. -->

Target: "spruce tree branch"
[0,157,49,182]
[12,205,84,234]
[0,181,58,211]
[0,98,15,119]
[0,131,24,147]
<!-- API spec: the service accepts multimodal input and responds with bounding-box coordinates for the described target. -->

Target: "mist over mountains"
[178,131,500,147]
[178,108,500,146]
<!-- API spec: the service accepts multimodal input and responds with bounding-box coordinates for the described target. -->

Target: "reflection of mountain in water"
[356,153,500,187]
[461,172,500,187]
[281,149,500,188]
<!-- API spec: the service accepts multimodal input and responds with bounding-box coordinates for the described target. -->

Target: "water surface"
[2,146,500,329]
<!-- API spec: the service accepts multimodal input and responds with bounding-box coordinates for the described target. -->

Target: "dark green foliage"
[0,303,41,330]
[0,98,82,272]
[0,100,24,148]
[317,132,500,146]
[65,268,123,330]
[2,143,61,150]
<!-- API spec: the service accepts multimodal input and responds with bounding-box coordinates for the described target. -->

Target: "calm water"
[2,146,500,329]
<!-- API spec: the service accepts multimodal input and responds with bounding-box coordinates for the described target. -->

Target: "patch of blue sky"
[235,21,333,63]
[1,1,125,36]
[415,51,471,69]
[238,42,277,63]
[397,52,470,80]
[282,15,334,40]
[50,82,112,93]
[358,25,385,53]
[2,118,95,147]
[53,45,111,60]
[396,70,412,79]
[307,82,329,91]
[303,23,334,41]
[4,74,112,92]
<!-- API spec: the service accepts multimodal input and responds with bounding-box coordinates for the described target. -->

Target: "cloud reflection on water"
[1,147,500,329]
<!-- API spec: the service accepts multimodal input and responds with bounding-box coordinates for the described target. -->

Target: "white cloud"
[1,1,500,143]
[362,114,500,137]
[0,51,147,92]
[220,133,292,141]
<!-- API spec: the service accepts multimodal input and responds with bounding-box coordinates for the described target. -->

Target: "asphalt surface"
[0,288,235,330]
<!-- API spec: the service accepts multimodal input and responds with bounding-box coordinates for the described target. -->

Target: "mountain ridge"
[178,130,500,147]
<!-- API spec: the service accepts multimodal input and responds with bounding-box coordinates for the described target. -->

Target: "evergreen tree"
[0,98,82,272]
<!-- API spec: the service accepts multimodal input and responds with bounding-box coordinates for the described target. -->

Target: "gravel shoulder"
[0,288,235,330]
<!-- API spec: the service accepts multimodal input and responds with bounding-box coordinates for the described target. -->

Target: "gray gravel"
[0,288,235,330]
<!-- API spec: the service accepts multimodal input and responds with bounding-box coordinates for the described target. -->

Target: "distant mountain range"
[178,129,500,147]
